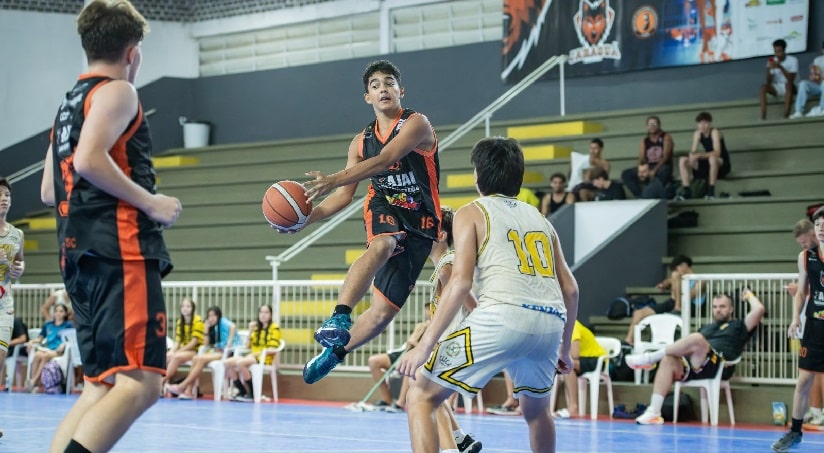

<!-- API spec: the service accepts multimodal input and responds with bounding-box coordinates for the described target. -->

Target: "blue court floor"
[0,392,821,452]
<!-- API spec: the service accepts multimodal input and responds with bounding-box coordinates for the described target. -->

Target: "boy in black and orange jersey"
[277,60,441,384]
[39,2,181,452]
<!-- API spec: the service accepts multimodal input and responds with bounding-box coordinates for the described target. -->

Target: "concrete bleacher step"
[311,273,347,281]
[507,121,603,140]
[668,225,799,257]
[668,196,821,228]
[13,216,56,231]
[151,155,199,169]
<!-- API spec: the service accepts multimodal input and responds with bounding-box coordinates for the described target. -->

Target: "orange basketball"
[262,180,312,230]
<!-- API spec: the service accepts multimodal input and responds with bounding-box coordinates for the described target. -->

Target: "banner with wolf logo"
[502,0,809,83]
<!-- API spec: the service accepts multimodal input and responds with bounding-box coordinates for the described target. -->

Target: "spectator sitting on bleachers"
[540,173,575,217]
[789,40,824,119]
[623,255,705,346]
[590,166,626,201]
[621,116,673,199]
[759,38,798,120]
[26,302,73,392]
[676,111,731,200]
[627,289,765,425]
[568,138,611,202]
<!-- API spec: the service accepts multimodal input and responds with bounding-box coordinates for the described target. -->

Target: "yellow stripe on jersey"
[474,201,491,258]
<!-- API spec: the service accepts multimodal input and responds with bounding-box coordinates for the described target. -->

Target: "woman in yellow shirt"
[162,297,205,389]
[225,304,281,401]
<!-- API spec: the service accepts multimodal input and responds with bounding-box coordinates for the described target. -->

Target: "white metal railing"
[13,279,431,371]
[266,54,568,280]
[681,273,799,385]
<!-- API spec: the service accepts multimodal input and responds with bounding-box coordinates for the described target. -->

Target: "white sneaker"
[806,106,824,117]
[788,111,804,119]
[553,408,571,419]
[808,412,824,427]
[625,352,656,370]
[636,410,665,425]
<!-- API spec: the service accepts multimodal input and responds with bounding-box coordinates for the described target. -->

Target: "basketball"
[262,180,312,230]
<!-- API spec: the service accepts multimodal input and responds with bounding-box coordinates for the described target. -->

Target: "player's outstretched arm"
[304,113,434,201]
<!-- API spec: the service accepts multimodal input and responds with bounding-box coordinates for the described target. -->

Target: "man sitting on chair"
[626,289,765,425]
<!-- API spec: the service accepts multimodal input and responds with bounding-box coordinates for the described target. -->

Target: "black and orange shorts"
[63,254,167,384]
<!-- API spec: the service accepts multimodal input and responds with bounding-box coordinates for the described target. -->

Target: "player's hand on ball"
[304,171,335,202]
[148,194,182,228]
[271,223,302,234]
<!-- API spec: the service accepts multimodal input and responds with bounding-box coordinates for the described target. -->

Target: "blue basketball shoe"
[314,313,352,348]
[303,347,343,384]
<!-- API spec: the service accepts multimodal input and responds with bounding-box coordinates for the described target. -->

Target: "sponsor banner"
[502,0,809,83]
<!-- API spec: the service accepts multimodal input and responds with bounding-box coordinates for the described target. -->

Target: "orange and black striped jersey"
[359,108,441,240]
[50,74,171,275]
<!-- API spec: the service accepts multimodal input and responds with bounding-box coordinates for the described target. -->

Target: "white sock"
[812,407,822,416]
[453,429,466,442]
[442,450,460,453]
[649,349,666,364]
[649,393,665,414]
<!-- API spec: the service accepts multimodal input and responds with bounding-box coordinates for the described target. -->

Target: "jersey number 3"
[507,230,555,277]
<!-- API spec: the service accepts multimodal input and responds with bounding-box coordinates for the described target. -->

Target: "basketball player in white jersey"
[398,137,579,453]
[0,177,26,439]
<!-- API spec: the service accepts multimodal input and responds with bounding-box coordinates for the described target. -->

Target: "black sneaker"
[457,433,482,453]
[771,431,802,452]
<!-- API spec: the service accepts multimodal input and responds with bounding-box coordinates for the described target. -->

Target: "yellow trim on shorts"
[424,327,481,395]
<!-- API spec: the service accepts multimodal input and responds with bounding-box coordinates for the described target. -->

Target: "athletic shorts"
[799,340,824,373]
[63,254,167,384]
[388,350,403,364]
[421,303,565,401]
[681,348,735,382]
[693,158,730,180]
[579,357,600,374]
[0,324,10,353]
[370,233,432,310]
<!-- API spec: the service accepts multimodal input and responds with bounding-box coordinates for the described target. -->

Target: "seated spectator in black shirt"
[590,166,626,201]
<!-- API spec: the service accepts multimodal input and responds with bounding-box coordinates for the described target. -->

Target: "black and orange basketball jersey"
[50,74,171,275]
[803,246,824,348]
[359,108,441,240]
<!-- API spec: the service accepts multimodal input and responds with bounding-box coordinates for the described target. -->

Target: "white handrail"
[266,54,569,277]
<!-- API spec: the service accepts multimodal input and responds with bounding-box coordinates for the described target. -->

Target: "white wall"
[574,200,657,261]
[0,10,198,151]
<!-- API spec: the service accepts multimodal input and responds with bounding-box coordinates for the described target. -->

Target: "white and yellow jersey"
[0,225,23,315]
[429,250,470,339]
[472,195,565,317]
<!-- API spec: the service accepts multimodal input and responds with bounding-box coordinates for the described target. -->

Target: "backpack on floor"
[41,361,64,394]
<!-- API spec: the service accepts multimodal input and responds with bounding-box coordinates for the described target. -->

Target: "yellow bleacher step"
[522,145,572,161]
[345,249,365,265]
[282,328,314,346]
[311,273,347,281]
[447,171,543,189]
[281,300,336,317]
[440,195,477,209]
[507,121,603,140]
[23,239,38,251]
[151,155,200,169]
[13,217,56,231]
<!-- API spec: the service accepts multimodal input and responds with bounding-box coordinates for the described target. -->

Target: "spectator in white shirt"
[759,38,798,120]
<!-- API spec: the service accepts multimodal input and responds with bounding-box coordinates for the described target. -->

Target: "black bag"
[668,211,698,228]
[661,392,694,422]
[606,297,632,320]
[738,189,771,197]
[610,343,635,382]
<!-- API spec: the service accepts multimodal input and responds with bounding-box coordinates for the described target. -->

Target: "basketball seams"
[262,180,311,229]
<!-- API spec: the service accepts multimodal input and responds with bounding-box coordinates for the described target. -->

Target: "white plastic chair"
[673,356,741,426]
[633,314,683,384]
[4,328,40,390]
[204,330,249,401]
[249,339,287,403]
[51,328,82,394]
[577,337,620,420]
[451,388,485,414]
